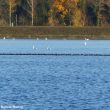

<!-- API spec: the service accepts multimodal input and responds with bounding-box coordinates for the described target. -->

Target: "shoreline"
[0,26,110,40]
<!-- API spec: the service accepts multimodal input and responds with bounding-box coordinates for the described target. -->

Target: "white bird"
[84,38,89,46]
[47,47,51,50]
[3,37,6,40]
[33,45,35,50]
[45,38,48,40]
[33,45,38,50]
[85,38,89,41]
[47,47,49,50]
[37,38,39,40]
[85,42,87,46]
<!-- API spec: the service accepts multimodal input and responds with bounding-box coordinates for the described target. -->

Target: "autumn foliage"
[8,0,17,12]
[48,0,83,26]
[1,0,110,26]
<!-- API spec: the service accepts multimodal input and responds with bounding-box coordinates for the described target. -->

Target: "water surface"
[0,39,110,110]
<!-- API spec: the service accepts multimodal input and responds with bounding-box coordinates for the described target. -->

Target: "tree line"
[0,0,110,27]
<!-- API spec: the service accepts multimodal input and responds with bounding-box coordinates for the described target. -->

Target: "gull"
[37,38,39,40]
[33,45,35,50]
[85,38,89,41]
[47,47,51,50]
[84,38,89,46]
[85,42,87,46]
[3,37,6,40]
[47,47,49,50]
[45,38,48,40]
[33,45,38,50]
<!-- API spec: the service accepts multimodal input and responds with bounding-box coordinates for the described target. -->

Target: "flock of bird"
[2,37,90,51]
[32,37,52,51]
[33,37,90,51]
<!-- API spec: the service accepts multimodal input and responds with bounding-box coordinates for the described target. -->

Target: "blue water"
[0,39,110,110]
[0,39,110,54]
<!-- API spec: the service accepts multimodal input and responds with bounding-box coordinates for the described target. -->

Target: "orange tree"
[48,0,83,26]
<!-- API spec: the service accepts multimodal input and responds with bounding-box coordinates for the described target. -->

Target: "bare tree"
[27,0,34,26]
[8,0,17,26]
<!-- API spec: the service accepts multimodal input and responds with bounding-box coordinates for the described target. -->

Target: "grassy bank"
[0,26,110,39]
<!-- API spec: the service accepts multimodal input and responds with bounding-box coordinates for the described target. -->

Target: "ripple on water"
[0,40,110,109]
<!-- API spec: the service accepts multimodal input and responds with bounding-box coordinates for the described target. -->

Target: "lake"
[0,39,110,110]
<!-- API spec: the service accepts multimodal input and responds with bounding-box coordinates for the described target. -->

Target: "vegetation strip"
[0,27,110,39]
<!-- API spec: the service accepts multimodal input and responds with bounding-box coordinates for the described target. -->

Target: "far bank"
[0,26,110,40]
